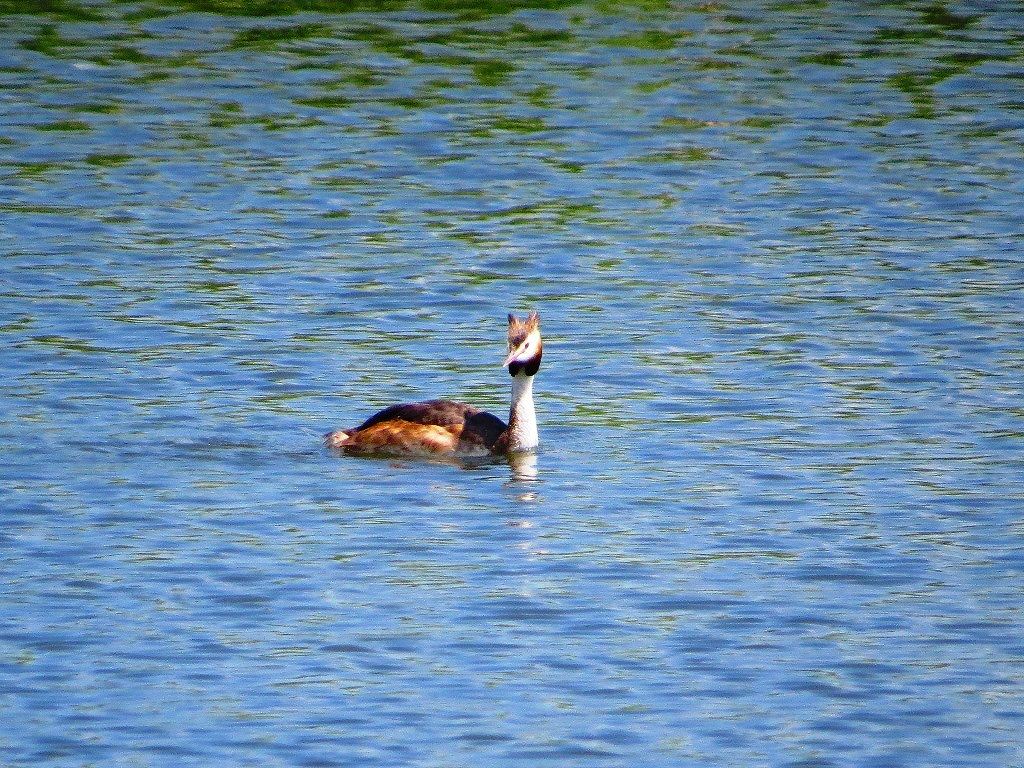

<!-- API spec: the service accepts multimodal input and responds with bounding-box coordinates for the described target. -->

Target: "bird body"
[326,312,543,457]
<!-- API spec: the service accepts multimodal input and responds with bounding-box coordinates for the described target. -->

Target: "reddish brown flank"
[332,420,461,455]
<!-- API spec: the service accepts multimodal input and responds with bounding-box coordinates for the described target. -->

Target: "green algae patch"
[420,0,578,19]
[801,51,846,66]
[593,0,672,10]
[472,59,515,87]
[641,146,714,163]
[258,114,324,131]
[919,3,976,29]
[867,27,933,45]
[105,45,161,64]
[849,113,896,128]
[544,158,584,174]
[523,84,555,107]
[490,116,546,133]
[143,0,668,17]
[208,101,247,127]
[424,22,573,48]
[635,78,675,94]
[688,223,746,236]
[381,94,452,109]
[738,116,788,129]
[229,23,333,49]
[170,0,404,14]
[129,70,174,85]
[0,0,102,20]
[886,66,960,118]
[349,24,416,58]
[694,58,738,71]
[318,68,386,88]
[294,95,353,109]
[887,67,959,94]
[29,335,107,354]
[603,29,689,51]
[14,161,64,178]
[20,24,83,55]
[72,102,123,114]
[85,153,133,167]
[457,199,604,227]
[35,119,91,131]
[660,116,713,131]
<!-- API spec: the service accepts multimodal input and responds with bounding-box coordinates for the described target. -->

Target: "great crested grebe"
[325,312,542,457]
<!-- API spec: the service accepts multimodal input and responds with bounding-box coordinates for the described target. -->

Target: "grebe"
[325,312,542,457]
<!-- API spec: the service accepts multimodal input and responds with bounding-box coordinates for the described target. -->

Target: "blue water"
[2,1,1023,766]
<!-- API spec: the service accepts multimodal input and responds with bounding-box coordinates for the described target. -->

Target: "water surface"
[2,1,1023,766]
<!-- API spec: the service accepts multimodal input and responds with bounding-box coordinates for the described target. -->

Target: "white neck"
[507,373,538,451]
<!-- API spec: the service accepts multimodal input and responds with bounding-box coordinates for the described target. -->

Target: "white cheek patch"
[515,332,540,362]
